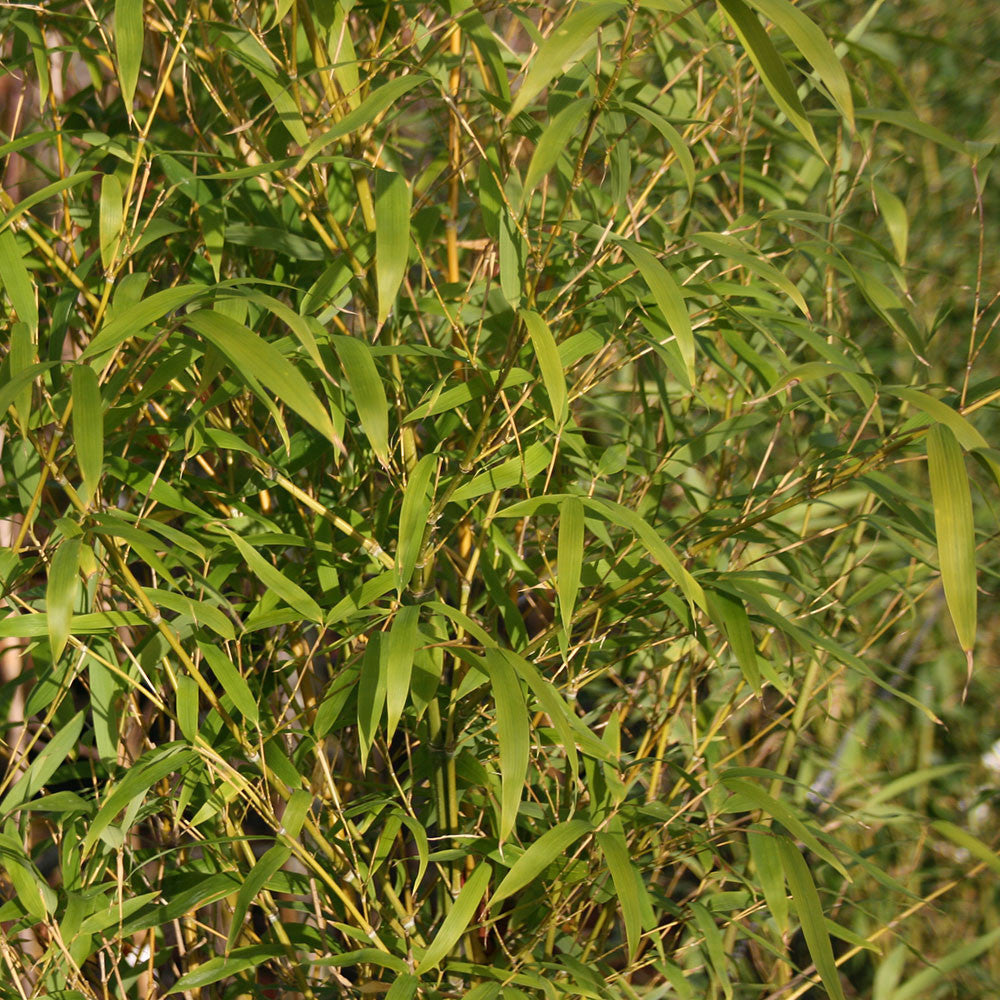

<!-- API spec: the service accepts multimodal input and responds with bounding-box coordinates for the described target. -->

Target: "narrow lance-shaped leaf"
[9,322,34,431]
[385,604,420,741]
[357,633,387,771]
[114,0,144,114]
[197,642,259,726]
[521,309,568,423]
[716,0,823,158]
[707,588,761,695]
[226,844,292,952]
[99,174,123,272]
[416,862,492,972]
[491,818,591,904]
[557,496,584,634]
[926,424,977,656]
[484,648,529,845]
[334,335,390,466]
[397,453,436,592]
[523,97,592,195]
[0,227,38,332]
[508,2,620,118]
[374,170,412,325]
[596,822,652,960]
[621,241,695,387]
[47,538,82,661]
[776,837,847,1000]
[186,309,338,446]
[71,364,104,507]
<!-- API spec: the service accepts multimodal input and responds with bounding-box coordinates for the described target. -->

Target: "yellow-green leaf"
[198,642,259,725]
[557,496,584,634]
[416,861,492,972]
[398,453,436,592]
[484,648,529,844]
[0,228,37,332]
[385,604,420,741]
[523,96,592,195]
[333,335,390,466]
[114,0,144,114]
[374,169,412,325]
[71,364,104,507]
[926,424,977,653]
[520,309,568,423]
[99,174,123,271]
[492,818,591,904]
[47,538,82,661]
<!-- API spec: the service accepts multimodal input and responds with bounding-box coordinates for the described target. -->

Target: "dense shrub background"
[1,1,999,997]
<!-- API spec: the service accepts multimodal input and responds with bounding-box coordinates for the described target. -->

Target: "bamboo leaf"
[9,322,35,431]
[47,538,82,661]
[71,364,104,507]
[926,424,977,653]
[499,211,523,308]
[873,180,908,267]
[386,974,419,1000]
[416,862,492,972]
[717,0,823,157]
[744,0,854,127]
[930,820,1000,877]
[623,101,696,197]
[596,822,650,960]
[691,901,732,1000]
[523,97,592,195]
[777,837,847,1000]
[451,442,552,503]
[334,334,391,465]
[114,0,144,113]
[385,604,420,741]
[357,633,387,771]
[520,309,568,423]
[217,525,324,623]
[375,170,412,324]
[197,642,259,725]
[492,818,591,904]
[226,844,292,952]
[557,496,584,635]
[99,174,123,271]
[707,587,761,694]
[0,710,85,815]
[0,227,37,332]
[748,827,788,934]
[509,2,621,118]
[397,453,436,591]
[621,240,695,387]
[484,648,529,844]
[186,309,338,446]
[891,927,1000,1000]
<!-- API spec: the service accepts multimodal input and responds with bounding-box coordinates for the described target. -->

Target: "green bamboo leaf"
[523,97,592,195]
[706,587,761,694]
[83,745,193,854]
[176,674,199,743]
[557,496,584,634]
[499,211,523,308]
[0,227,37,332]
[508,2,622,118]
[716,0,823,157]
[776,837,847,1000]
[385,974,419,1000]
[197,642,259,725]
[186,309,338,447]
[385,604,420,741]
[397,453,436,591]
[596,823,651,960]
[623,101,696,197]
[226,843,292,952]
[357,633,387,771]
[721,777,849,879]
[451,442,552,503]
[621,241,695,387]
[926,424,977,653]
[71,364,104,507]
[931,820,1000,877]
[0,710,85,815]
[0,831,56,919]
[217,525,324,623]
[520,309,568,423]
[484,648,529,844]
[0,172,97,239]
[891,927,1000,1000]
[744,0,854,127]
[47,538,82,661]
[375,169,412,324]
[169,946,285,993]
[99,174,123,271]
[416,861,492,972]
[81,284,209,360]
[891,387,989,450]
[9,322,34,431]
[491,818,591,904]
[114,0,144,113]
[748,827,788,934]
[872,180,908,267]
[296,74,427,171]
[334,335,391,465]
[691,901,732,1000]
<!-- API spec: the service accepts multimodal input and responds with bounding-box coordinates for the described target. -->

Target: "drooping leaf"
[557,495,584,635]
[46,538,82,661]
[333,335,391,465]
[484,648,529,844]
[491,818,591,904]
[520,309,568,423]
[71,364,104,507]
[114,0,144,113]
[385,604,420,741]
[374,170,412,324]
[416,862,492,972]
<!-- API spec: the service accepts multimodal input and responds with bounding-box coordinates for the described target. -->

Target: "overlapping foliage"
[1,0,999,997]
